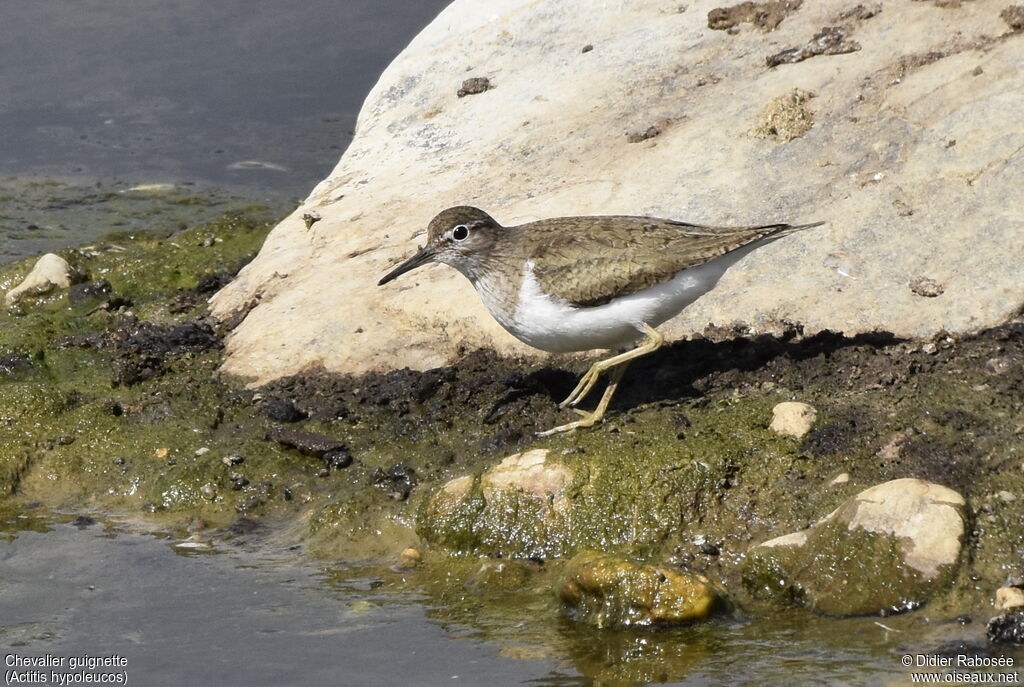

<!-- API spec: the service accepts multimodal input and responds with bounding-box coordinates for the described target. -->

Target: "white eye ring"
[452,224,470,241]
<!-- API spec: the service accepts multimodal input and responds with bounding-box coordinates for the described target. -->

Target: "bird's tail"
[755,220,825,240]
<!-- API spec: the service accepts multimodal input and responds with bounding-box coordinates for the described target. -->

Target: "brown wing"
[524,216,820,307]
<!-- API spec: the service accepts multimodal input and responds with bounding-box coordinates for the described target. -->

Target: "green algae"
[1,185,1023,630]
[0,205,318,523]
[742,521,946,616]
[558,550,723,628]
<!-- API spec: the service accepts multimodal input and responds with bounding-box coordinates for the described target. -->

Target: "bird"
[378,206,822,436]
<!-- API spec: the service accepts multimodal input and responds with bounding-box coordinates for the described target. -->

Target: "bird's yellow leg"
[558,323,664,409]
[536,362,630,437]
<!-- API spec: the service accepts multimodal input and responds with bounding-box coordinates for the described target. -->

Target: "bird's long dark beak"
[378,246,435,286]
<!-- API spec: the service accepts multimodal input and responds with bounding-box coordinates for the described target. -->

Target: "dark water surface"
[1,0,451,195]
[0,0,451,261]
[4,509,1018,687]
[0,512,563,687]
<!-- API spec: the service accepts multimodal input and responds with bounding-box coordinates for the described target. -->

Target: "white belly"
[478,260,724,353]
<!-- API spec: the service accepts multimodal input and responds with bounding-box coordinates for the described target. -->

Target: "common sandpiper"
[379,206,822,436]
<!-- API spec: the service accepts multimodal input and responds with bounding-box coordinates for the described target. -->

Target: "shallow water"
[0,0,451,261]
[3,509,1019,687]
[0,510,563,687]
[0,0,451,195]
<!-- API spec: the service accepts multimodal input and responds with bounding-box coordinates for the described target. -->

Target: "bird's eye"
[452,224,470,241]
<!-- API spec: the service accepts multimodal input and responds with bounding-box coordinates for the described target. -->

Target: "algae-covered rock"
[5,253,73,304]
[743,478,966,616]
[464,558,539,593]
[558,551,721,628]
[420,448,575,558]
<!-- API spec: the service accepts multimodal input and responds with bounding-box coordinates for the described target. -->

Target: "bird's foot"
[535,408,603,437]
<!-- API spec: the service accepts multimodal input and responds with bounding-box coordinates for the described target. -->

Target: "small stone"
[5,253,74,304]
[921,342,939,355]
[56,434,75,445]
[70,515,97,528]
[876,432,907,460]
[195,447,210,456]
[281,487,293,501]
[997,491,1017,503]
[830,472,850,485]
[201,236,216,247]
[400,547,422,565]
[373,463,418,499]
[68,279,112,306]
[985,356,1018,376]
[231,477,249,490]
[200,483,217,500]
[909,276,945,298]
[457,76,493,97]
[987,614,1024,644]
[581,44,594,53]
[700,543,720,556]
[263,397,306,423]
[222,454,245,466]
[113,456,126,465]
[995,587,1024,612]
[316,468,330,478]
[769,401,818,438]
[155,448,170,459]
[324,449,353,469]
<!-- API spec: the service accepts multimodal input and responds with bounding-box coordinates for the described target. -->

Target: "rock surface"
[996,586,1024,612]
[421,448,575,558]
[769,401,817,437]
[5,253,73,304]
[209,0,1024,382]
[743,478,966,616]
[558,551,721,627]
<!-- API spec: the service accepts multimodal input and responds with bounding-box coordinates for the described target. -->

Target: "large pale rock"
[743,478,967,616]
[5,253,73,304]
[210,0,1024,382]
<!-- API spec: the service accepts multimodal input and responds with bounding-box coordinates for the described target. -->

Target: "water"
[0,0,451,195]
[0,0,452,261]
[4,509,1019,686]
[0,511,563,687]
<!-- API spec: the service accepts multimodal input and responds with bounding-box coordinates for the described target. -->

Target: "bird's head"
[378,206,502,285]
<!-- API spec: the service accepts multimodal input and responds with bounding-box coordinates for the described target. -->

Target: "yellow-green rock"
[558,551,721,628]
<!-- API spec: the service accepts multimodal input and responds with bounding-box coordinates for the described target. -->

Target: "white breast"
[474,261,712,352]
